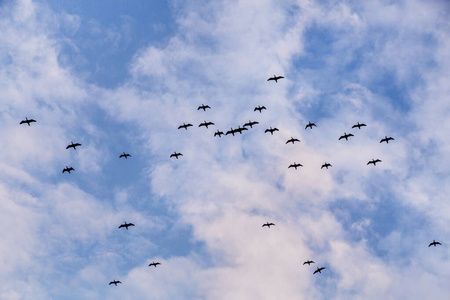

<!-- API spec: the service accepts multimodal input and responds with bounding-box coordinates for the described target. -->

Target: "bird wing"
[313,270,319,274]
[339,136,344,140]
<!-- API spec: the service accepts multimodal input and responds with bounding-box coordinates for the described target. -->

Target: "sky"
[0,0,449,299]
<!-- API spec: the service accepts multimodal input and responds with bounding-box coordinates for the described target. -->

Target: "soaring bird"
[262,222,275,228]
[66,142,82,150]
[199,121,214,128]
[226,128,236,136]
[20,117,36,126]
[265,127,279,135]
[214,130,224,137]
[313,267,326,274]
[118,222,135,230]
[234,126,248,134]
[286,137,300,144]
[109,280,121,286]
[288,162,303,169]
[62,166,74,173]
[170,152,183,159]
[321,162,332,169]
[267,75,284,83]
[197,104,211,111]
[303,260,315,266]
[243,120,259,128]
[119,152,131,159]
[149,262,161,267]
[367,159,381,166]
[178,123,193,130]
[339,133,354,141]
[352,122,367,129]
[305,121,316,129]
[254,106,267,113]
[380,136,394,144]
[429,240,442,247]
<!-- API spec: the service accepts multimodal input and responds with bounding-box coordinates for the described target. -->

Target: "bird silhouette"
[286,137,300,144]
[265,127,279,135]
[305,121,316,129]
[214,130,224,137]
[199,121,215,128]
[149,262,161,267]
[321,162,332,169]
[313,267,326,274]
[303,260,315,265]
[267,75,284,83]
[20,117,36,126]
[339,133,354,141]
[109,280,121,286]
[178,123,193,130]
[428,240,442,247]
[243,120,259,128]
[254,106,267,113]
[367,159,381,166]
[170,152,183,159]
[234,126,248,134]
[66,142,82,150]
[352,122,367,129]
[119,152,131,159]
[118,222,135,230]
[262,222,275,228]
[226,128,236,136]
[380,136,394,143]
[197,104,211,111]
[288,162,303,169]
[62,166,74,173]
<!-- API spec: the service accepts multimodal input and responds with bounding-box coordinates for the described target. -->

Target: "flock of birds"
[18,74,443,287]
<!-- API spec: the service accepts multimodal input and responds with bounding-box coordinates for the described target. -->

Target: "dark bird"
[199,121,215,128]
[149,262,161,267]
[303,260,315,266]
[197,104,211,111]
[265,127,279,135]
[234,126,248,134]
[62,166,74,174]
[214,130,224,137]
[20,117,36,126]
[339,133,354,141]
[286,137,300,144]
[321,162,332,169]
[226,128,236,136]
[262,222,275,228]
[178,123,193,130]
[119,152,131,159]
[267,75,284,83]
[66,142,82,150]
[352,122,367,129]
[367,159,381,166]
[380,136,394,143]
[170,152,183,159]
[254,106,267,113]
[313,267,326,274]
[118,222,135,230]
[429,240,442,247]
[288,162,303,169]
[109,280,121,286]
[305,121,316,129]
[243,120,259,128]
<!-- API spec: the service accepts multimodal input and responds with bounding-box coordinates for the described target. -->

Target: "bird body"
[149,262,161,267]
[313,267,326,274]
[288,162,303,169]
[303,260,315,265]
[243,120,259,128]
[20,118,36,126]
[234,126,248,134]
[367,159,381,166]
[339,133,354,141]
[265,127,279,135]
[262,222,275,228]
[352,122,367,129]
[380,136,394,143]
[178,123,193,130]
[109,280,121,286]
[321,163,332,169]
[214,130,224,137]
[66,142,82,150]
[286,137,300,144]
[197,104,211,111]
[119,152,131,159]
[226,128,236,136]
[267,75,284,83]
[199,121,214,128]
[305,121,316,129]
[429,240,442,247]
[170,152,183,159]
[62,166,74,173]
[254,106,267,113]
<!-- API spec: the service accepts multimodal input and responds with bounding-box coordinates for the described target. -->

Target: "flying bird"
[254,106,267,113]
[303,260,315,266]
[339,133,354,141]
[170,152,183,159]
[352,122,367,129]
[197,104,211,111]
[234,126,248,134]
[66,142,82,150]
[118,222,135,230]
[367,159,381,166]
[62,166,74,174]
[20,117,36,126]
[288,162,303,169]
[214,130,224,137]
[178,123,193,130]
[243,120,259,128]
[380,136,394,143]
[429,240,442,247]
[149,262,161,267]
[119,152,131,159]
[286,137,300,144]
[262,222,275,228]
[313,267,326,274]
[226,128,236,136]
[109,280,121,286]
[199,121,215,128]
[305,121,316,129]
[267,75,284,83]
[321,162,332,169]
[265,127,279,135]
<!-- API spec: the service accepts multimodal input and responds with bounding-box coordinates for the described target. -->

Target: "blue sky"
[1,0,450,299]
